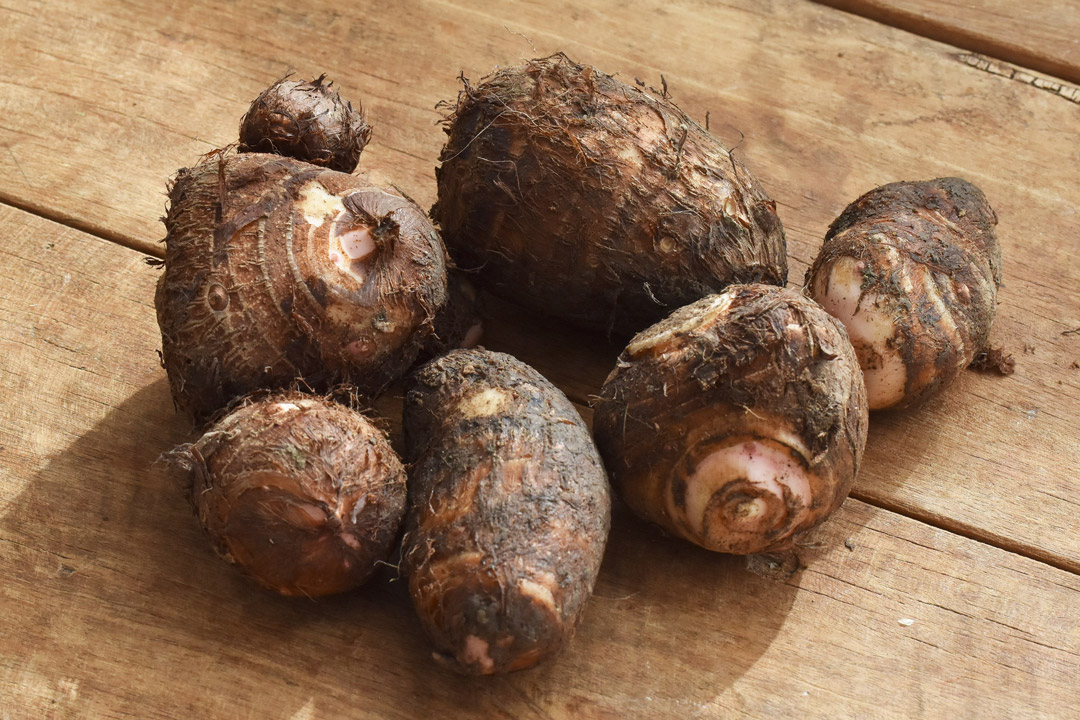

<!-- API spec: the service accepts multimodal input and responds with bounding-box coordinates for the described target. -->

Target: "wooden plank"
[812,0,1080,86]
[0,0,1078,574]
[2,205,1078,719]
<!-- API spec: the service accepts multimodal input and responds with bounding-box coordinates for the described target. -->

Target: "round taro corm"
[593,285,868,555]
[806,177,1001,410]
[163,392,406,597]
[155,150,447,424]
[239,74,372,173]
[433,53,787,336]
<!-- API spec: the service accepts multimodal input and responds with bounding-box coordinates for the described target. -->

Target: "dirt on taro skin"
[433,53,787,337]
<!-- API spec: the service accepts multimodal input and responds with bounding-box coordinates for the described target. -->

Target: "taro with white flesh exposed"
[593,285,868,555]
[155,150,447,423]
[806,177,1000,410]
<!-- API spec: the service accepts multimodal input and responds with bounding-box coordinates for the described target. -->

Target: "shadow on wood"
[2,376,800,716]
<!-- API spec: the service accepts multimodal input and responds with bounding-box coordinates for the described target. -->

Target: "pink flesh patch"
[462,635,495,674]
[339,227,375,260]
[328,216,376,283]
[681,440,812,539]
[346,339,371,360]
[278,502,328,529]
[462,321,484,349]
[814,257,906,409]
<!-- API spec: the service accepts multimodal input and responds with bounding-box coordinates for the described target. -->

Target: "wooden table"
[2,0,1078,717]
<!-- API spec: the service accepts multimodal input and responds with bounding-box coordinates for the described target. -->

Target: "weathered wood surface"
[1,0,1078,574]
[2,206,1078,718]
[813,0,1080,86]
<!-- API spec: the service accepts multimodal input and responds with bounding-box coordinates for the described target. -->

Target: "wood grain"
[2,204,1078,719]
[813,0,1080,85]
[0,0,1078,570]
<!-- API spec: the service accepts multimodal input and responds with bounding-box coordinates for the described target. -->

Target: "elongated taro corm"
[594,285,868,555]
[239,74,371,173]
[163,392,406,597]
[805,178,1001,410]
[402,349,610,674]
[155,150,447,423]
[433,53,787,335]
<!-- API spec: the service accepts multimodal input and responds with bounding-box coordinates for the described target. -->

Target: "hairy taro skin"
[239,74,372,173]
[402,349,611,675]
[593,285,869,555]
[156,151,447,423]
[805,178,1000,410]
[416,269,484,363]
[163,392,406,597]
[433,53,787,335]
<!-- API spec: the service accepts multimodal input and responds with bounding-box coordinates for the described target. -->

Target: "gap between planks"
[848,489,1080,576]
[810,0,1080,87]
[5,191,1076,580]
[0,189,162,259]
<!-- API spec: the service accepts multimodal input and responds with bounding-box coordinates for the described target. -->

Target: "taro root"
[239,74,371,173]
[163,392,406,597]
[402,349,610,674]
[593,285,868,555]
[433,53,787,336]
[806,178,1001,410]
[156,150,447,423]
